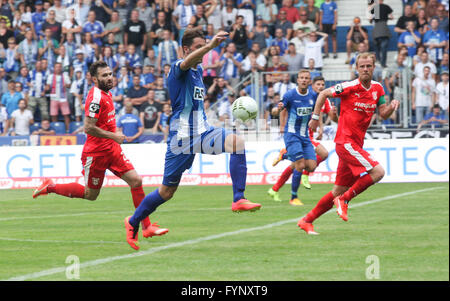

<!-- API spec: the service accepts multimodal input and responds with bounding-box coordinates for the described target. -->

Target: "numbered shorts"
[283,132,316,162]
[81,145,135,189]
[335,143,379,187]
[163,127,232,186]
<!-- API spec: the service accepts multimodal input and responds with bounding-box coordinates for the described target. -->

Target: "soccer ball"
[232,96,258,122]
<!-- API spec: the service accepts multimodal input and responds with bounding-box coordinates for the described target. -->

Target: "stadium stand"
[0,0,448,145]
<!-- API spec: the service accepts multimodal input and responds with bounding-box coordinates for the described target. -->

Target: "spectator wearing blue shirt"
[1,80,22,117]
[416,104,448,132]
[31,1,46,39]
[117,101,144,143]
[271,28,289,56]
[72,49,89,76]
[319,0,338,59]
[82,10,104,46]
[125,44,142,70]
[423,18,447,66]
[436,4,449,34]
[158,103,171,142]
[15,66,31,96]
[398,21,422,58]
[141,64,156,89]
[219,42,243,88]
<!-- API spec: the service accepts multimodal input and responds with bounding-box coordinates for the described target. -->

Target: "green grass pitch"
[0,182,448,281]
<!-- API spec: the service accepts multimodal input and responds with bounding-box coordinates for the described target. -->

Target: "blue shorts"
[284,132,316,162]
[163,127,232,186]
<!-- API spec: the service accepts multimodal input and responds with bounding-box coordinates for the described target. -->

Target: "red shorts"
[311,138,321,148]
[50,100,71,116]
[335,143,379,187]
[81,144,134,189]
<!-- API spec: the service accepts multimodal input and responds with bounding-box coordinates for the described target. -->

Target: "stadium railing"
[209,67,434,132]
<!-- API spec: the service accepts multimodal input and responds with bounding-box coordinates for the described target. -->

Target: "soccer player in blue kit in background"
[273,70,319,205]
[124,29,261,250]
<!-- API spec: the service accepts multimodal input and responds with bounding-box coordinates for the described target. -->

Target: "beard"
[98,78,114,92]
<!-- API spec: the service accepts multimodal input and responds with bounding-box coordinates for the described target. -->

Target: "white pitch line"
[0,237,123,244]
[0,205,284,222]
[3,186,446,281]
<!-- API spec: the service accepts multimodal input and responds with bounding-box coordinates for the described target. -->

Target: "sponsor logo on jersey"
[296,107,313,116]
[193,86,205,101]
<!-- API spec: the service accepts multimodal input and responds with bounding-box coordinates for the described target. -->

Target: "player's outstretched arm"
[180,31,229,71]
[309,88,333,131]
[84,116,125,144]
[378,99,400,120]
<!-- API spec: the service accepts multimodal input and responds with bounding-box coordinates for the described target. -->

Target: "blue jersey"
[117,113,142,142]
[282,87,317,137]
[320,1,337,25]
[168,59,210,139]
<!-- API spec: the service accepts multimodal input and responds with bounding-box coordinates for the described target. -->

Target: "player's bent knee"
[159,185,176,201]
[370,165,385,183]
[130,177,142,188]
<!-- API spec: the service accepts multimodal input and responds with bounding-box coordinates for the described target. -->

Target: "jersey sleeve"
[85,88,102,119]
[376,84,386,106]
[330,81,353,98]
[170,60,187,79]
[321,98,332,114]
[281,90,290,109]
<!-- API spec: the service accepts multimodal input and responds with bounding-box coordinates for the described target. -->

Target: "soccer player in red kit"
[32,61,168,239]
[298,53,400,234]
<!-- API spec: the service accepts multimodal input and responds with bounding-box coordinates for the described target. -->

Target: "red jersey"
[331,79,385,146]
[308,98,333,139]
[82,86,117,154]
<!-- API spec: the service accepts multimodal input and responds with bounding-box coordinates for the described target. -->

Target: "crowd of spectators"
[0,0,448,142]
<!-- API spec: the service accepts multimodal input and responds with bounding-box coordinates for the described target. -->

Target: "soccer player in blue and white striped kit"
[124,29,261,250]
[273,70,319,206]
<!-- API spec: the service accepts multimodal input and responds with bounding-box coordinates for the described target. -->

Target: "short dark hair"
[89,61,109,77]
[313,76,325,83]
[181,28,204,48]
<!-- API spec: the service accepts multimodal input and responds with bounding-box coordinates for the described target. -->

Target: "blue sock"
[230,153,247,202]
[291,169,301,199]
[282,153,288,160]
[129,189,166,228]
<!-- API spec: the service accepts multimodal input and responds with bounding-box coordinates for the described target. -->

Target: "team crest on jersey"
[89,103,100,114]
[372,91,378,100]
[309,99,314,105]
[193,86,205,101]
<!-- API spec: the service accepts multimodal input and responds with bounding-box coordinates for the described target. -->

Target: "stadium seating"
[50,122,66,135]
[29,122,41,134]
[69,121,84,134]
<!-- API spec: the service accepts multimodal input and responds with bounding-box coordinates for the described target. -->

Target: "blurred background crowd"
[0,0,448,143]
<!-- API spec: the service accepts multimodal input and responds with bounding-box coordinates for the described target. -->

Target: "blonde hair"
[355,52,376,67]
[298,69,311,76]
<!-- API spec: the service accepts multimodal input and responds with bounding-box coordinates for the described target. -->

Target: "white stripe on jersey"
[344,143,373,171]
[84,156,93,185]
[89,87,102,118]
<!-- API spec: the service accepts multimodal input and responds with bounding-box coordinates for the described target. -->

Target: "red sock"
[302,154,325,176]
[272,166,293,192]
[48,183,85,198]
[342,173,374,202]
[131,186,151,228]
[304,191,334,223]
